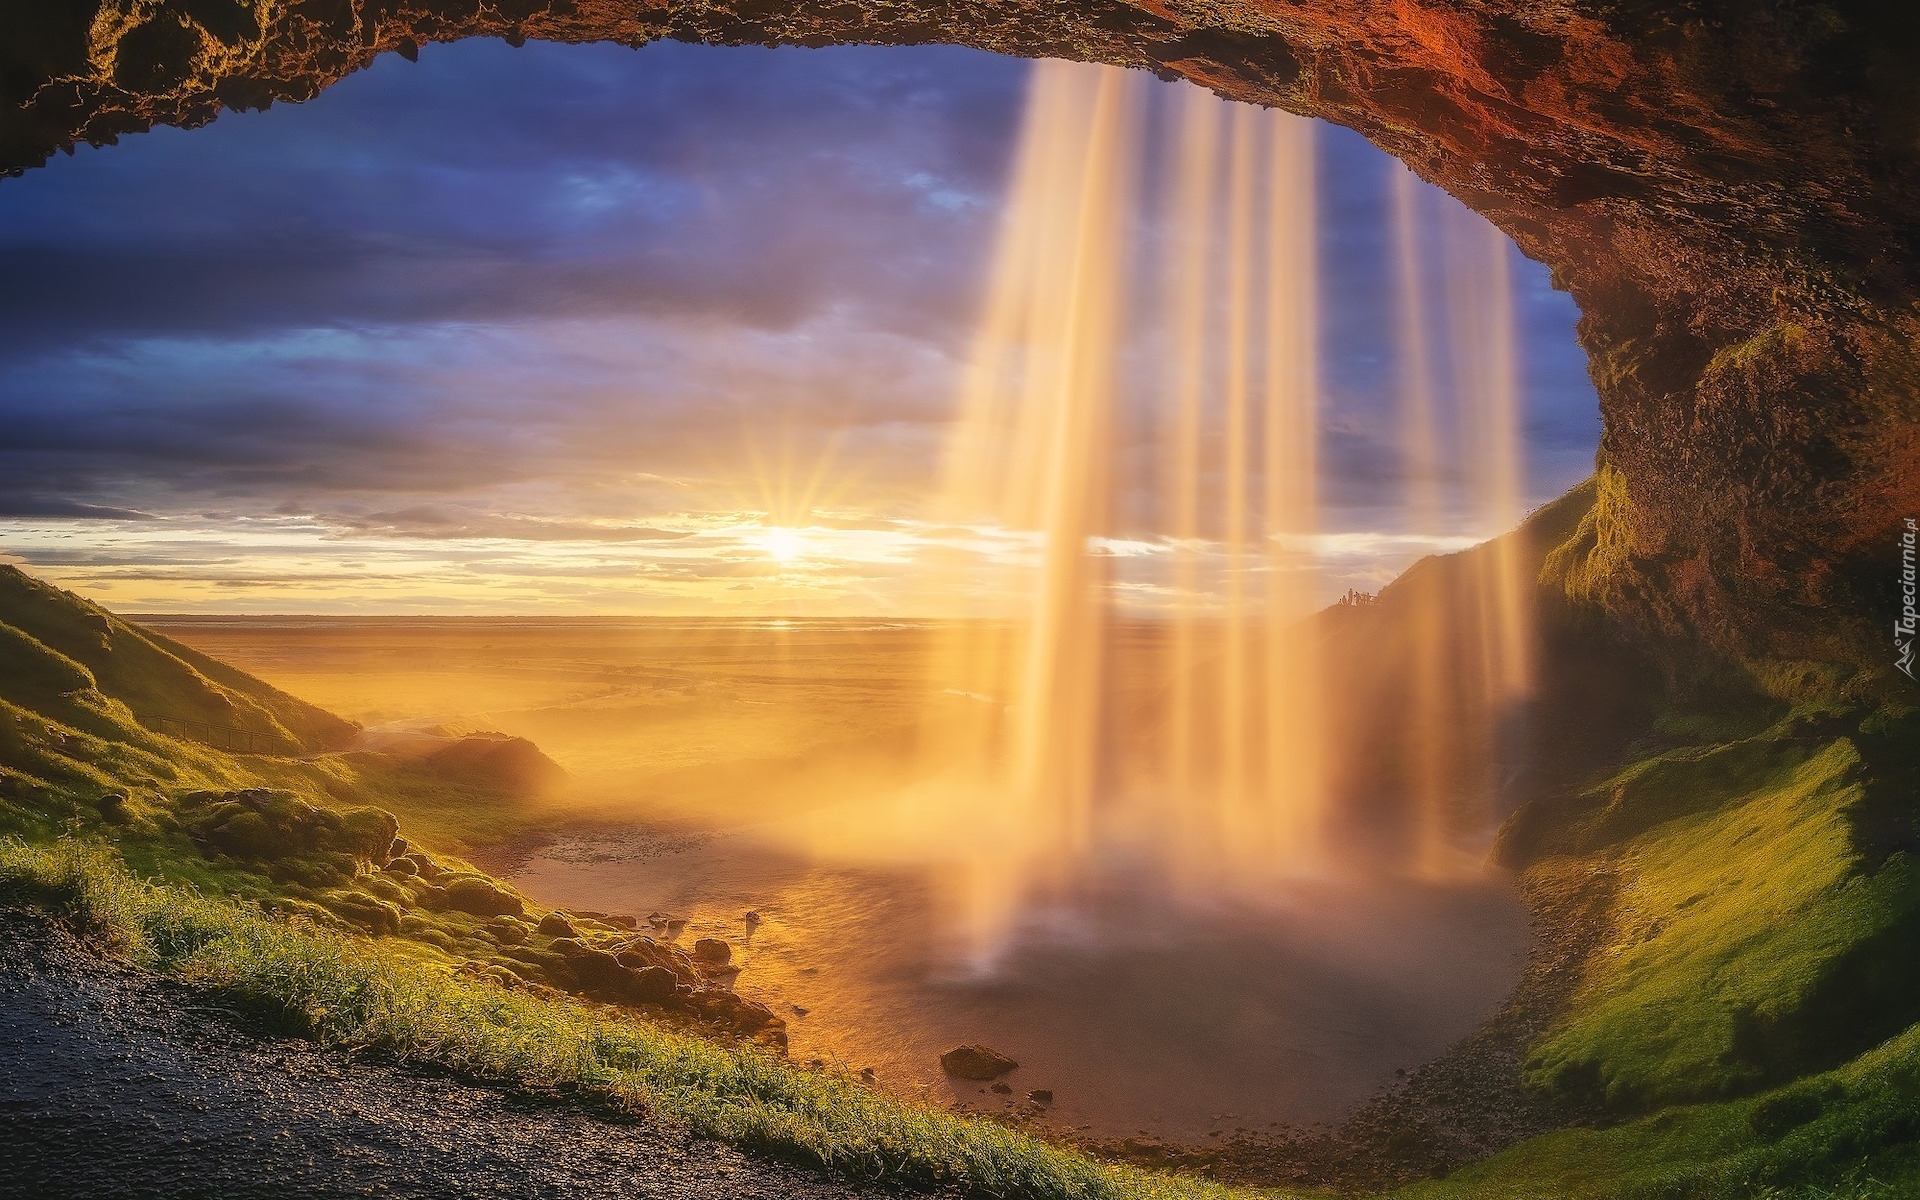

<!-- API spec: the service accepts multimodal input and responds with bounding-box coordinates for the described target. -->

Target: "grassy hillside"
[1300,477,1920,1198]
[0,565,354,753]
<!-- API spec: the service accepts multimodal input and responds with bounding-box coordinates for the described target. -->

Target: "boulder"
[95,790,130,824]
[267,852,358,888]
[318,891,401,935]
[940,1044,1019,1081]
[628,965,679,1002]
[333,806,401,861]
[536,911,577,938]
[401,853,445,880]
[187,788,402,867]
[691,938,732,966]
[441,875,524,918]
[423,733,567,796]
[485,916,530,945]
[202,809,296,859]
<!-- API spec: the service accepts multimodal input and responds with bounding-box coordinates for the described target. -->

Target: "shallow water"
[512,824,1528,1141]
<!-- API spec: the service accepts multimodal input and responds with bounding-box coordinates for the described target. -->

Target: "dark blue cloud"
[0,42,1023,350]
[0,39,1599,569]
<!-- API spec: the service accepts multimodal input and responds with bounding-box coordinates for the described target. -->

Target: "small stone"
[940,1044,1018,1081]
[1028,1089,1053,1105]
[95,791,130,824]
[790,1004,809,1016]
[990,1082,1012,1094]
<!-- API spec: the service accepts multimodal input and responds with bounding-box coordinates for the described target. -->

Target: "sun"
[758,526,807,563]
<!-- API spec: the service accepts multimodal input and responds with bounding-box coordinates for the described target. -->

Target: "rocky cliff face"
[4,0,1915,663]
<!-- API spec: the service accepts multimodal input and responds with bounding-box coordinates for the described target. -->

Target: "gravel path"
[0,913,873,1200]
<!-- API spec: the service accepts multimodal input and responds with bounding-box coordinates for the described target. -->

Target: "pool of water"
[510,823,1529,1142]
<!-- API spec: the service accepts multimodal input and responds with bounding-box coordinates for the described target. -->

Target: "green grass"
[0,565,352,752]
[1394,1017,1920,1200]
[0,837,1286,1200]
[1523,726,1920,1111]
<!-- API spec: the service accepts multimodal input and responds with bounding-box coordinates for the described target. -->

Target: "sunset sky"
[0,40,1599,616]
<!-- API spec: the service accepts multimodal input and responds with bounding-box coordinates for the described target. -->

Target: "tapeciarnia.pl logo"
[1898,516,1917,680]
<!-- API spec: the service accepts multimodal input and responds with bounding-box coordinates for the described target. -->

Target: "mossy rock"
[400,852,446,880]
[265,852,358,888]
[332,805,400,860]
[358,872,412,904]
[317,889,402,935]
[410,927,456,951]
[203,809,302,860]
[187,788,401,869]
[95,791,130,824]
[485,915,529,945]
[1748,1082,1840,1141]
[441,874,524,918]
[261,896,347,929]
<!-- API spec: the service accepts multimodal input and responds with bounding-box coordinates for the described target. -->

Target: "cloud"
[328,506,691,542]
[0,42,1019,356]
[0,496,157,520]
[0,40,1602,615]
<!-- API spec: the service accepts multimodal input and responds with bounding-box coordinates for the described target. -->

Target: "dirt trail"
[0,913,876,1200]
